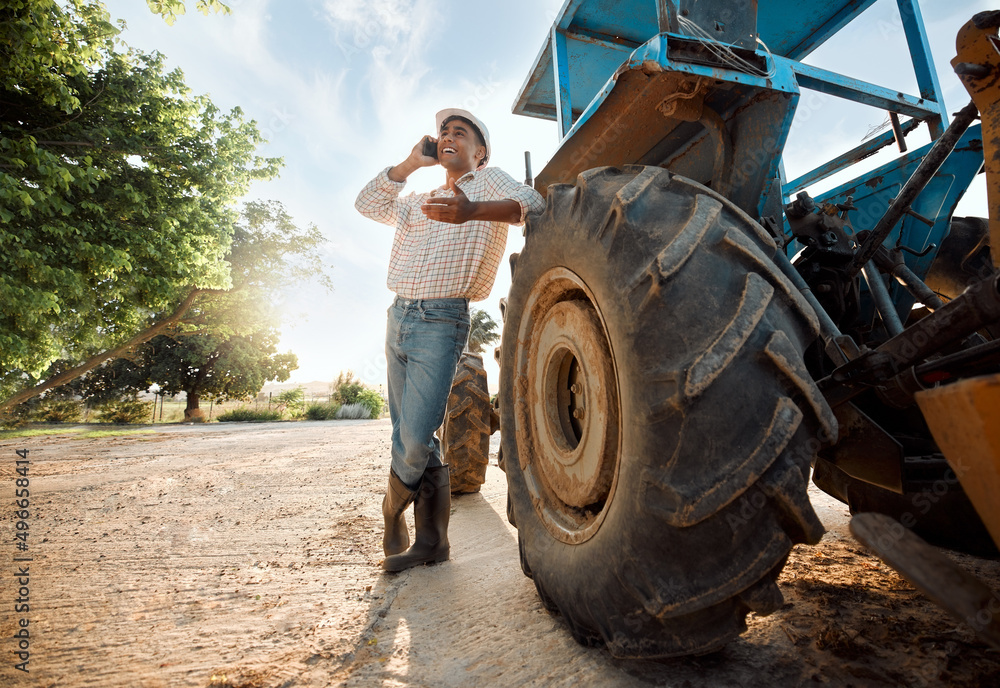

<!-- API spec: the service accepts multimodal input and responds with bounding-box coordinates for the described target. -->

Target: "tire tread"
[501,166,836,658]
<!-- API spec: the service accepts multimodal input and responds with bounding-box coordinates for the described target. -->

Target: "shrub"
[1,403,35,429]
[330,370,360,402]
[305,402,340,420]
[356,389,384,419]
[335,382,366,406]
[96,397,154,424]
[335,403,373,420]
[217,407,283,422]
[34,398,83,423]
[276,387,305,412]
[330,371,384,419]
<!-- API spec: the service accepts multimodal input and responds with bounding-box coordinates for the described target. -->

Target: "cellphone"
[422,137,438,160]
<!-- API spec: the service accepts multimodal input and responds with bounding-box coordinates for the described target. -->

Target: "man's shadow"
[343,470,525,679]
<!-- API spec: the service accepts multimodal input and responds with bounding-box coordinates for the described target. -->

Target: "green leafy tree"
[67,330,297,421]
[329,370,383,418]
[144,0,230,26]
[0,1,278,412]
[51,201,330,419]
[143,332,298,420]
[336,382,366,406]
[468,308,500,355]
[355,388,384,419]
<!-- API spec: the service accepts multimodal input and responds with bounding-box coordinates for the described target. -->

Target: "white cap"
[435,108,490,168]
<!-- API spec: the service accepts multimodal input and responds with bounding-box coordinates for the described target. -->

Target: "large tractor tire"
[441,352,493,494]
[500,166,837,658]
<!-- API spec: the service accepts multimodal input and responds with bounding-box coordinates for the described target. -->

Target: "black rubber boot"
[383,465,450,572]
[382,469,417,556]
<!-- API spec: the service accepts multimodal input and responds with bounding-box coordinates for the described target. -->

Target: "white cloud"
[323,0,431,43]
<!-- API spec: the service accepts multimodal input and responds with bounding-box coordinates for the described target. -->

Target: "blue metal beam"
[896,0,948,137]
[556,0,587,31]
[814,125,985,280]
[565,27,640,52]
[552,26,574,138]
[656,0,676,33]
[784,118,923,195]
[550,34,799,147]
[787,58,944,119]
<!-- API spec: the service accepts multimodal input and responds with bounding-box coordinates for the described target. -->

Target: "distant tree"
[146,333,297,420]
[335,383,366,407]
[330,370,387,418]
[0,0,277,413]
[66,330,297,419]
[467,308,500,355]
[45,201,330,419]
[352,388,384,419]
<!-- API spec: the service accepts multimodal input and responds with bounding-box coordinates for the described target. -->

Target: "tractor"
[496,0,1000,658]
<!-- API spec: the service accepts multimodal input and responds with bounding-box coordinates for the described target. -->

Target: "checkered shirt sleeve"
[355,166,545,301]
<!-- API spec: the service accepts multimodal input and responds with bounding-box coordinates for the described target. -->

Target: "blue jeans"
[385,296,471,488]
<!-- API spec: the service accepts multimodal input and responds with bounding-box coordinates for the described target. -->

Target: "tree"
[53,201,330,419]
[62,330,297,420]
[327,370,383,419]
[144,1,230,26]
[138,332,297,420]
[467,308,500,355]
[0,1,280,411]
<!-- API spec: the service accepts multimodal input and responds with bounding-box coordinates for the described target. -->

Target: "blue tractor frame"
[514,1,979,302]
[499,0,1000,659]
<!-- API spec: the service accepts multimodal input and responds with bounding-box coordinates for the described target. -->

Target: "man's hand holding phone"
[389,136,439,182]
[411,135,438,166]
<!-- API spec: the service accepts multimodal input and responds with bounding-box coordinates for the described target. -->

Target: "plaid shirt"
[356,166,545,301]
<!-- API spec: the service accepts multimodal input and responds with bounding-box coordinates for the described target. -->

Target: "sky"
[101,0,994,393]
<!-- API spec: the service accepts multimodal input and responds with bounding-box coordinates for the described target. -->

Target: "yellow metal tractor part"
[915,13,1000,551]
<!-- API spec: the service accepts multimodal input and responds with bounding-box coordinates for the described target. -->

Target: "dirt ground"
[1,419,1000,687]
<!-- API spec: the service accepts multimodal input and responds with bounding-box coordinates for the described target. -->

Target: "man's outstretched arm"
[421,178,521,224]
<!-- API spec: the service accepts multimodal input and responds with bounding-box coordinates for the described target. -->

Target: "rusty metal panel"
[953,13,1000,266]
[915,375,1000,551]
[533,63,797,219]
[819,403,904,494]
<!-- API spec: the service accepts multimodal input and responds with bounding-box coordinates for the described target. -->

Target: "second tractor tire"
[441,352,493,494]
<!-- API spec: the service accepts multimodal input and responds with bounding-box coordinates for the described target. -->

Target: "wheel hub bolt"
[570,383,581,394]
[573,408,585,420]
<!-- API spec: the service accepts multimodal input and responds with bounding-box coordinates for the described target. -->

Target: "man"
[355,108,544,573]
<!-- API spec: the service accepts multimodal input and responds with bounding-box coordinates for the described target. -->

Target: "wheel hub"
[514,268,621,543]
[532,300,615,507]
